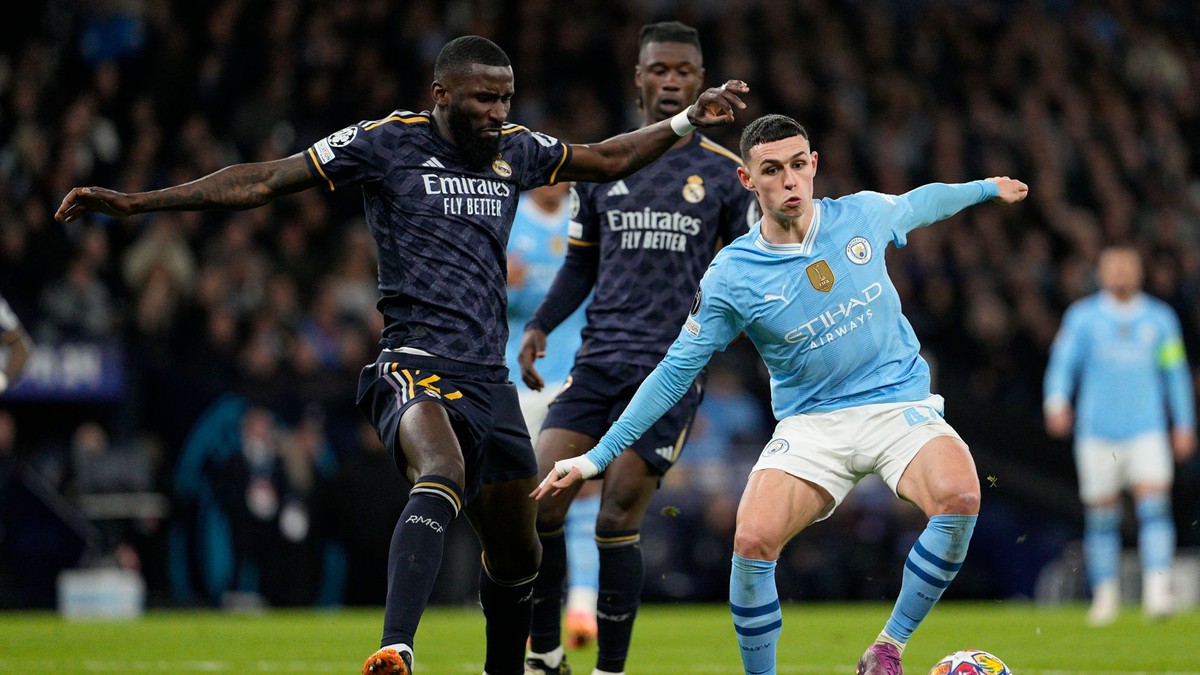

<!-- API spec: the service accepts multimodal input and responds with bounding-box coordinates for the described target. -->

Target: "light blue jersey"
[1044,292,1194,441]
[583,181,1000,470]
[506,196,587,388]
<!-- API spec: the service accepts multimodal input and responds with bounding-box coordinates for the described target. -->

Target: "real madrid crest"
[492,156,513,178]
[805,260,835,293]
[682,175,705,204]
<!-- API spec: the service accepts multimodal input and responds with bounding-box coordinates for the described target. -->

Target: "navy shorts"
[356,352,537,503]
[541,361,704,475]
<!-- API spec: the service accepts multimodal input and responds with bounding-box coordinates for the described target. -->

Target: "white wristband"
[670,110,696,137]
[0,371,8,394]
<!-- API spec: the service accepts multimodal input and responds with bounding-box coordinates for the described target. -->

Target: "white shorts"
[751,395,963,522]
[1075,431,1173,504]
[517,383,563,443]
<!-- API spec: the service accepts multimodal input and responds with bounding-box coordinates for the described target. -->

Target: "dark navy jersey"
[304,110,571,366]
[569,133,755,367]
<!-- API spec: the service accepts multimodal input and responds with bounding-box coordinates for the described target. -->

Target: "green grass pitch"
[1,602,1197,673]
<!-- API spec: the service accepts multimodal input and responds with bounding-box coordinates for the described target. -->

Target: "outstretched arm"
[55,154,320,222]
[530,348,711,499]
[556,80,748,183]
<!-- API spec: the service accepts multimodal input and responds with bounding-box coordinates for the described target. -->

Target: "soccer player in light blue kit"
[1044,244,1195,625]
[505,182,601,648]
[533,114,1029,675]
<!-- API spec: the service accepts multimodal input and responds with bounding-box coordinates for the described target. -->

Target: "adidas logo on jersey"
[422,157,446,168]
[654,446,673,461]
[607,180,630,196]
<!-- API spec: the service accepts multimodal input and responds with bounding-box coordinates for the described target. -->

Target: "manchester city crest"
[682,175,705,204]
[763,438,790,456]
[492,157,513,178]
[846,236,872,265]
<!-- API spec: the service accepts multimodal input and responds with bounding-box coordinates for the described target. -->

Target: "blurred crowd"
[1,0,1198,608]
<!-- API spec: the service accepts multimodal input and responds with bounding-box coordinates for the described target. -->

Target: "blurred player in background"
[517,21,756,675]
[504,182,600,650]
[1044,244,1195,625]
[533,114,1028,675]
[0,293,33,395]
[55,34,748,675]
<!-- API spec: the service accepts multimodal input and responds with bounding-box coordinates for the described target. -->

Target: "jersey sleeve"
[304,121,394,192]
[583,262,745,471]
[1156,307,1195,429]
[1044,302,1087,413]
[506,126,572,190]
[852,181,1000,248]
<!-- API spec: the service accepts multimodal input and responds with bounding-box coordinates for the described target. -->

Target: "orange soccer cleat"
[362,647,412,674]
[564,608,598,649]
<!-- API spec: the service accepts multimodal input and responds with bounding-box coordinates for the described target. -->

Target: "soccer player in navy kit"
[55,36,748,675]
[517,22,756,675]
[534,115,1028,675]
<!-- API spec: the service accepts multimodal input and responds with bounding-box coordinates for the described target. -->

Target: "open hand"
[529,456,599,500]
[687,80,749,128]
[517,328,548,390]
[56,187,135,223]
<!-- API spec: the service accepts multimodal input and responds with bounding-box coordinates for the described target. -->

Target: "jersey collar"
[754,201,822,255]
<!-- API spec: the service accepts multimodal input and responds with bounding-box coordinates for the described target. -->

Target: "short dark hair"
[434,36,511,81]
[639,21,702,55]
[739,114,809,162]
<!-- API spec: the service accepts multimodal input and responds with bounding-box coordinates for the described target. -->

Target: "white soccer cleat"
[1087,580,1119,626]
[1142,569,1174,621]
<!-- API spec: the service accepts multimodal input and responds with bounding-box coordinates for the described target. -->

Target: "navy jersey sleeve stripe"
[306,148,336,191]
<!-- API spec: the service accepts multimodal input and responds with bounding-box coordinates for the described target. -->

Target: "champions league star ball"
[928,649,1013,675]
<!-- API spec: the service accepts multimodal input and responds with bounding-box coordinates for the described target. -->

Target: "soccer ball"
[928,649,1012,674]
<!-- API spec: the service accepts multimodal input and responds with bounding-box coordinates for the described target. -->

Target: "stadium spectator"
[1044,245,1196,625]
[533,114,1028,675]
[53,30,748,675]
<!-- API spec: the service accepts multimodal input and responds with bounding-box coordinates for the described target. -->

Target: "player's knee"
[732,526,783,561]
[484,537,541,580]
[535,502,569,531]
[595,507,643,533]
[933,489,980,516]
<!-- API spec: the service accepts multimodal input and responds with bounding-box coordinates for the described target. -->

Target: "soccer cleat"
[1087,580,1119,627]
[1142,571,1174,621]
[524,654,571,675]
[363,647,412,674]
[856,642,903,675]
[564,608,598,649]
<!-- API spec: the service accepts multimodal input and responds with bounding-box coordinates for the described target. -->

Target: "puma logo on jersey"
[764,284,790,304]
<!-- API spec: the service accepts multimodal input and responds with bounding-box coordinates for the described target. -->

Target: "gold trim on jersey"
[364,113,430,130]
[567,237,598,247]
[548,144,569,185]
[306,148,335,191]
[699,139,743,165]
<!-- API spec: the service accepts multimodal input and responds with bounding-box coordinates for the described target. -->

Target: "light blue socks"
[883,514,976,643]
[730,553,782,675]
